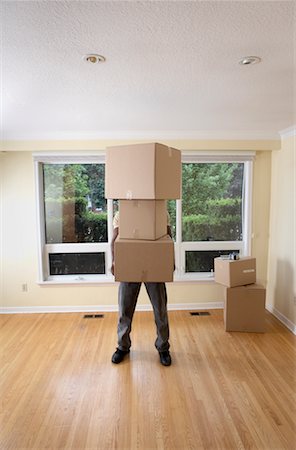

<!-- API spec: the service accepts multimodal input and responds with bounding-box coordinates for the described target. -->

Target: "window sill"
[37,275,217,285]
[172,275,216,284]
[38,275,115,285]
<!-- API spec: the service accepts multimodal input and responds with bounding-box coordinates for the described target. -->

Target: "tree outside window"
[43,164,107,244]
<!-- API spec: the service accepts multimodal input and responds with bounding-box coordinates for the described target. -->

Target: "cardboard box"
[105,143,181,199]
[214,257,256,287]
[224,284,266,332]
[114,235,174,282]
[119,200,167,240]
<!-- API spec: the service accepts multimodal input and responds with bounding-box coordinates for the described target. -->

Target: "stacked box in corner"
[224,284,266,332]
[214,257,265,332]
[214,257,256,287]
[105,142,181,282]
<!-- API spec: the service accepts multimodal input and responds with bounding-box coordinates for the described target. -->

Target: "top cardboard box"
[214,257,256,287]
[105,143,181,199]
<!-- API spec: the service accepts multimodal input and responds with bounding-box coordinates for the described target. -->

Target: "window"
[173,153,253,280]
[34,154,113,283]
[34,151,253,283]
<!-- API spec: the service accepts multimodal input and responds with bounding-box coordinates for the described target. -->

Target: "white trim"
[34,161,47,282]
[34,152,253,283]
[182,151,255,162]
[42,275,114,284]
[0,302,224,315]
[107,199,114,277]
[178,157,252,277]
[33,152,105,163]
[279,126,296,139]
[1,305,295,336]
[266,304,296,335]
[8,130,281,141]
[243,161,253,255]
[46,243,109,252]
[35,157,109,281]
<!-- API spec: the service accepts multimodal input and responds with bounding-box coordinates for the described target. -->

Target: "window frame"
[174,151,254,281]
[34,151,254,284]
[34,152,114,284]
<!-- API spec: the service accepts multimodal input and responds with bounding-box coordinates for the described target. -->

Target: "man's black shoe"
[112,348,130,364]
[159,350,172,366]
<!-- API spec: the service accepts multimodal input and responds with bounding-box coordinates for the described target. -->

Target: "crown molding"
[2,129,281,141]
[279,125,296,138]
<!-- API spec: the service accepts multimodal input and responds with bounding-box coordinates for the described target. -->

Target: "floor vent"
[190,311,210,316]
[83,314,104,319]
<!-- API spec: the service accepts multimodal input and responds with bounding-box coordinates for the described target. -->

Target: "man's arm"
[111,227,119,275]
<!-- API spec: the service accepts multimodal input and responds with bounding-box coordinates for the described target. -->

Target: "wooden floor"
[1,309,296,450]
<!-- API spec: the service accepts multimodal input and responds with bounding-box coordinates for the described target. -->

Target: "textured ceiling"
[2,0,295,140]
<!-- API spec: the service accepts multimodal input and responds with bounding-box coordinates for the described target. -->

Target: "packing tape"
[243,269,255,273]
[168,147,173,157]
[141,270,148,282]
[126,190,133,200]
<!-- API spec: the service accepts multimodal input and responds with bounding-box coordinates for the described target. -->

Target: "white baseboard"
[0,302,223,315]
[266,304,296,335]
[1,303,295,335]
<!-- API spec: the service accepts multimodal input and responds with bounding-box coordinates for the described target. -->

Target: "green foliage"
[45,198,107,243]
[182,195,242,241]
[75,211,107,243]
[167,200,176,239]
[44,163,107,243]
[43,161,244,244]
[182,163,243,241]
[182,163,242,213]
[44,164,90,201]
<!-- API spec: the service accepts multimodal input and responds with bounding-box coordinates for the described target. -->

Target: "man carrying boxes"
[105,143,181,366]
[214,256,266,332]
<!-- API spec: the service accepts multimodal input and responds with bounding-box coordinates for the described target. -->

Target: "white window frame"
[173,151,254,282]
[34,152,114,284]
[34,150,254,284]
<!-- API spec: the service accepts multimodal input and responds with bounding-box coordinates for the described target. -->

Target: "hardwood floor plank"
[1,310,295,449]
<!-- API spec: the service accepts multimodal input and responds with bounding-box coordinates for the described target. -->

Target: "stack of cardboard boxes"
[105,143,181,282]
[214,256,266,332]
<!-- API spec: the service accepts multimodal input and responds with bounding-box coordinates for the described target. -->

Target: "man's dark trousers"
[117,282,170,352]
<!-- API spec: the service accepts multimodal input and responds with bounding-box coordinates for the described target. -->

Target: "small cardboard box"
[114,235,174,282]
[214,257,256,287]
[105,142,181,199]
[119,200,167,240]
[224,284,266,332]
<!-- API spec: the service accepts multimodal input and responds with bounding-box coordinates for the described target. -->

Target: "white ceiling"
[2,0,295,141]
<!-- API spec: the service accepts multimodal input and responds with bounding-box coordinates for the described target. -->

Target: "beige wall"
[0,145,272,310]
[266,134,296,329]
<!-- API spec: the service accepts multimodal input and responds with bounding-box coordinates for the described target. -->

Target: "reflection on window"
[43,164,107,243]
[167,200,176,240]
[49,253,105,275]
[185,250,240,273]
[182,163,244,242]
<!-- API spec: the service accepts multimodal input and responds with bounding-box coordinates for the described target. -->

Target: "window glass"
[182,163,244,242]
[49,253,105,275]
[167,200,176,241]
[185,250,240,273]
[43,164,107,243]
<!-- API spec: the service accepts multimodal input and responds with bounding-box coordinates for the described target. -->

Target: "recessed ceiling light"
[83,54,106,64]
[239,56,261,65]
